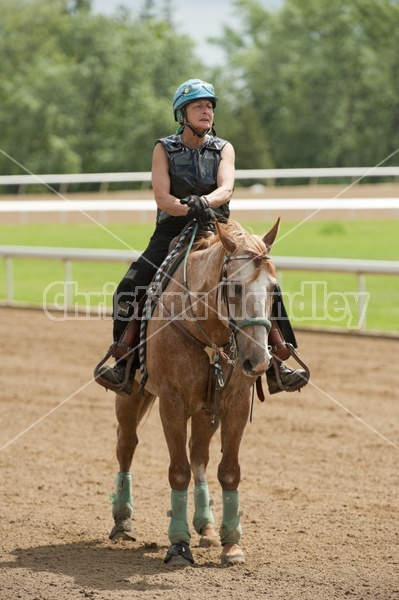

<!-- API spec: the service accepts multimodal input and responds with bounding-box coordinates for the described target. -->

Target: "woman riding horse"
[96,78,305,396]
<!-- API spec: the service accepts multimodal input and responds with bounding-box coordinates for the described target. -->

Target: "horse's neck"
[185,244,228,342]
[188,243,224,291]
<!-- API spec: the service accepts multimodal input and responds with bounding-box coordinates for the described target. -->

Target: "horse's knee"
[217,464,240,491]
[168,463,191,490]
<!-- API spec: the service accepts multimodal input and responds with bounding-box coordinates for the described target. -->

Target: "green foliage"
[1,0,399,174]
[220,0,399,168]
[0,0,203,176]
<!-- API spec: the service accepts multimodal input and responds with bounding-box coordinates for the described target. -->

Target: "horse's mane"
[195,220,266,253]
[193,220,275,280]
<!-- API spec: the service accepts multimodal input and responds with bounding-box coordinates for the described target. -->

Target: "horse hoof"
[164,541,194,566]
[199,525,220,548]
[220,543,245,566]
[109,517,136,542]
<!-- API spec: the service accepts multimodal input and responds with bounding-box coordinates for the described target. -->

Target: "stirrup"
[94,345,136,394]
[271,344,310,392]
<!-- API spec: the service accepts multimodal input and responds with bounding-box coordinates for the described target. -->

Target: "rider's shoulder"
[156,135,181,151]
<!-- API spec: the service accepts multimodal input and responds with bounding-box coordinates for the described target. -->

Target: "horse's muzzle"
[242,358,271,377]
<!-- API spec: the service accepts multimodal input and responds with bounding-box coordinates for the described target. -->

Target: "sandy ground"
[0,307,398,599]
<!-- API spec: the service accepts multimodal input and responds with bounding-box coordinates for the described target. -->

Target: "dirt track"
[0,307,398,599]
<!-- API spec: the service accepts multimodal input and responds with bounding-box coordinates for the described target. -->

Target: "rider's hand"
[180,195,210,218]
[196,207,216,231]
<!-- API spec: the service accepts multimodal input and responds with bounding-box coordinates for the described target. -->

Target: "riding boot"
[266,320,307,394]
[96,316,141,395]
[266,362,307,395]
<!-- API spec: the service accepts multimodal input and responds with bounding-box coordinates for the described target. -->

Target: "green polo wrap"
[193,482,214,534]
[220,490,242,545]
[168,489,191,544]
[110,471,133,518]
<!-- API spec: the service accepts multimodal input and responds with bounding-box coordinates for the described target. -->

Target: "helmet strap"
[176,122,217,137]
[185,122,209,138]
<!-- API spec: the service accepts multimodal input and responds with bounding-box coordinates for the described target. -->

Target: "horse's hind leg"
[109,383,155,542]
[190,411,220,548]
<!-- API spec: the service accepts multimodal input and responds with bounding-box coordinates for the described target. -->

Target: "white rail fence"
[1,197,399,226]
[1,167,399,222]
[1,166,399,193]
[1,245,399,331]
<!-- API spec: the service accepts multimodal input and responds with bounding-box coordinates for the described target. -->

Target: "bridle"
[220,253,272,338]
[167,247,273,426]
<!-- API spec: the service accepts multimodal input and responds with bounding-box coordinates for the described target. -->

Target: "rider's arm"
[151,143,188,217]
[203,142,235,209]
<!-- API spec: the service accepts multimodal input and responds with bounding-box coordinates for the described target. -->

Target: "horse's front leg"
[109,385,155,542]
[190,410,220,548]
[217,392,251,566]
[159,395,194,566]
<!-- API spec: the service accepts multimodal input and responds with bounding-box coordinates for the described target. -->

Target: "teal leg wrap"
[193,482,214,534]
[168,489,191,544]
[220,490,242,545]
[110,472,133,518]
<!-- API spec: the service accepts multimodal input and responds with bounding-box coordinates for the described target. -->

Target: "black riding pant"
[271,284,297,347]
[113,217,190,341]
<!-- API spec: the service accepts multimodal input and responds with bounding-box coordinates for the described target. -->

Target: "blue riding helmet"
[173,78,219,123]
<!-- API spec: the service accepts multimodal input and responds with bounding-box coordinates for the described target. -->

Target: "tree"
[66,0,92,13]
[218,0,399,168]
[0,0,205,177]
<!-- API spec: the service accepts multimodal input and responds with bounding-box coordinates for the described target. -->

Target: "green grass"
[1,220,398,332]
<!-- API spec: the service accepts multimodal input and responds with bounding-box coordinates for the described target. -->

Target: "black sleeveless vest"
[156,134,231,224]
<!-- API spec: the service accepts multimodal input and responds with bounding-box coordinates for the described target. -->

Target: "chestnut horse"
[109,219,280,566]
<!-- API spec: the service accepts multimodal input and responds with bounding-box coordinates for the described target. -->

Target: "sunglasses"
[174,81,216,104]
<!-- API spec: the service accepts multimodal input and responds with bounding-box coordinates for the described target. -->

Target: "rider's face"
[185,99,214,131]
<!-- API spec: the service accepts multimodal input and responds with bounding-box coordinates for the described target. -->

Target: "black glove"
[196,207,216,231]
[180,195,209,218]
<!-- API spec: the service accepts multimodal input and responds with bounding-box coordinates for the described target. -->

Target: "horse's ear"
[262,217,280,253]
[216,220,238,254]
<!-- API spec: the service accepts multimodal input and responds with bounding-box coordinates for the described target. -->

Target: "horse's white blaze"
[226,261,274,374]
